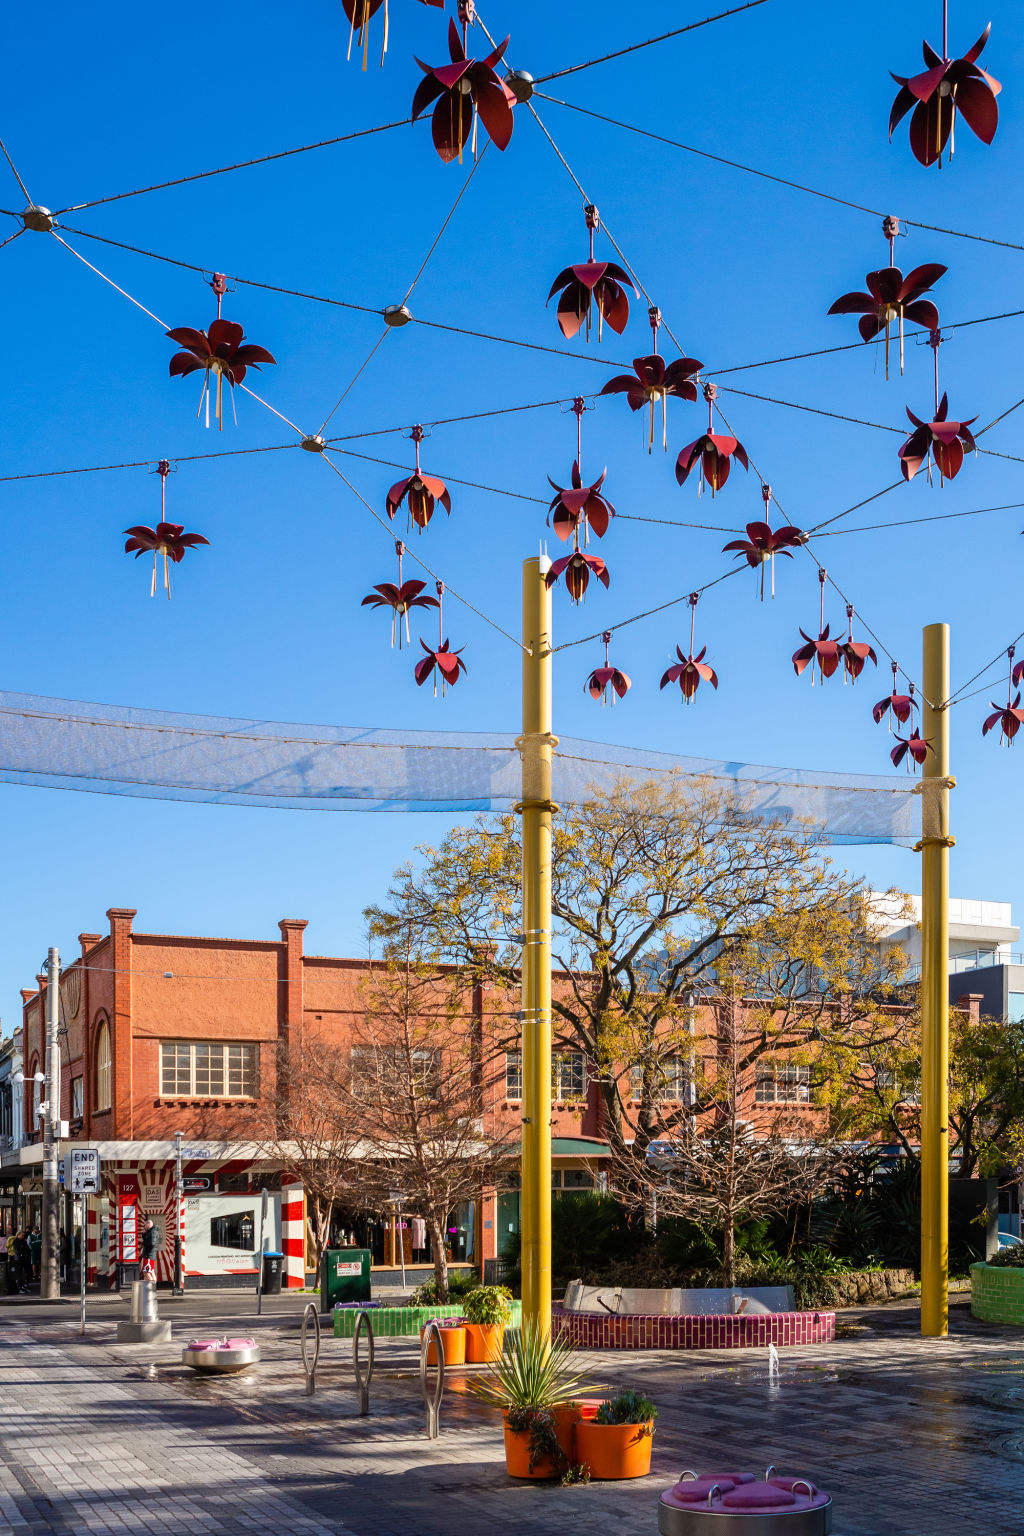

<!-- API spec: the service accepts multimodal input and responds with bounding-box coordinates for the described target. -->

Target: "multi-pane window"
[506,1051,522,1100]
[411,1048,442,1099]
[351,1045,441,1099]
[552,1052,586,1101]
[631,1055,687,1103]
[160,1042,258,1099]
[754,1064,811,1104]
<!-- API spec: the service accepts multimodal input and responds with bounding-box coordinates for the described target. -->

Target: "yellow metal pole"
[920,622,951,1337]
[518,556,554,1337]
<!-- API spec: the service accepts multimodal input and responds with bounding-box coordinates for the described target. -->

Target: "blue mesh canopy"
[0,691,917,845]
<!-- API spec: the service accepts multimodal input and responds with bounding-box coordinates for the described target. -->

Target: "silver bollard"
[301,1302,321,1396]
[420,1319,445,1440]
[353,1308,375,1416]
[129,1279,158,1324]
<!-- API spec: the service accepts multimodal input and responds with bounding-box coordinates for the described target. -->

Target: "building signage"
[65,1149,101,1194]
[140,1185,165,1211]
[182,1177,210,1192]
[335,1261,362,1277]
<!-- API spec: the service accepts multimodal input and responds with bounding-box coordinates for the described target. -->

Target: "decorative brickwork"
[970,1263,1024,1326]
[551,1303,835,1350]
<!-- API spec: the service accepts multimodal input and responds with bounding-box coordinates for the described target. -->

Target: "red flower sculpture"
[722,488,804,600]
[676,383,748,495]
[545,551,609,604]
[899,392,976,483]
[361,540,439,647]
[891,729,931,773]
[386,425,451,532]
[842,605,878,682]
[548,206,634,341]
[167,318,276,431]
[123,461,208,598]
[547,400,614,543]
[412,16,514,163]
[414,582,466,695]
[660,594,718,704]
[828,218,946,378]
[982,648,1024,745]
[601,306,702,451]
[890,23,1000,168]
[873,663,919,730]
[586,632,631,706]
[342,0,443,71]
[792,571,843,684]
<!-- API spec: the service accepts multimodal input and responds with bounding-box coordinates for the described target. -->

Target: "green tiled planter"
[970,1262,1024,1325]
[332,1300,522,1338]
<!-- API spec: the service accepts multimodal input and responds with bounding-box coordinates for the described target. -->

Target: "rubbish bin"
[320,1247,371,1307]
[261,1251,284,1296]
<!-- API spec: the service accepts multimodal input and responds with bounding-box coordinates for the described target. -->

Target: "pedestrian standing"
[139,1218,159,1281]
[28,1225,41,1282]
[13,1230,31,1293]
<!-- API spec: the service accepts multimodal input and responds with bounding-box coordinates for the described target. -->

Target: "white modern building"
[869,892,1020,976]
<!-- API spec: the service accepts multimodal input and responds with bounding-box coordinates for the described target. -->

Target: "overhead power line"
[533,1,771,84]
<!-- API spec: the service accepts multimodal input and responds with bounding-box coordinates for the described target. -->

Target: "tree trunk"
[721,1218,736,1288]
[427,1213,450,1301]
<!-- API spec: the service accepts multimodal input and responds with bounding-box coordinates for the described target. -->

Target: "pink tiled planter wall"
[551,1304,835,1350]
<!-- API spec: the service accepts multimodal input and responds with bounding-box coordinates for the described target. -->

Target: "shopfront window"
[210,1209,256,1251]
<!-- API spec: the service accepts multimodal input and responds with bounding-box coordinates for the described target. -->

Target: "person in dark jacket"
[13,1231,31,1293]
[139,1218,159,1280]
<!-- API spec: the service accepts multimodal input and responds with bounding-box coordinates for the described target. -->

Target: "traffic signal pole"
[519,556,554,1336]
[920,622,952,1337]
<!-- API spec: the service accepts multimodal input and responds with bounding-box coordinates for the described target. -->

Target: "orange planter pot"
[464,1322,504,1363]
[501,1413,559,1480]
[575,1420,655,1480]
[421,1324,466,1367]
[551,1404,582,1465]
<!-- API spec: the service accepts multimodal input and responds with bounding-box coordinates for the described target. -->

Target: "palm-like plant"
[467,1320,593,1411]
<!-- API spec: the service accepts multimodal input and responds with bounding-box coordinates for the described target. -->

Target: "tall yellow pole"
[920,622,952,1337]
[518,556,554,1336]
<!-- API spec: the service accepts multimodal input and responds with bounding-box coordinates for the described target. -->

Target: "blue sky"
[0,0,1021,1012]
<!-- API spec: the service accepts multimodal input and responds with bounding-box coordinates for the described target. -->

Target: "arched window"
[95,1019,111,1113]
[29,1056,42,1130]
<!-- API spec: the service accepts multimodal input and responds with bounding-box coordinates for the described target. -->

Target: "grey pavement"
[2,1289,1024,1534]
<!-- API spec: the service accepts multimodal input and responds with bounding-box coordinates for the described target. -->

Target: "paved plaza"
[0,1290,1022,1535]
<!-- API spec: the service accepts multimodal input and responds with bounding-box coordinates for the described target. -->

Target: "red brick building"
[13,907,609,1287]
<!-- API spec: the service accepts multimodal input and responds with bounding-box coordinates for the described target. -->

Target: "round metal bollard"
[352,1308,375,1416]
[420,1319,445,1440]
[658,1467,832,1536]
[301,1302,321,1396]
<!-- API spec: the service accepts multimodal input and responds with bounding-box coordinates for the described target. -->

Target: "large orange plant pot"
[575,1420,654,1480]
[464,1322,504,1363]
[501,1413,559,1480]
[551,1404,583,1465]
[421,1324,466,1367]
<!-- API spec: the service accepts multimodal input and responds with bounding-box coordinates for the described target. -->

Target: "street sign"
[181,1147,211,1160]
[64,1148,101,1194]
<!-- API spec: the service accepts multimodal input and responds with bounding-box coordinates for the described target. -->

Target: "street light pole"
[173,1130,184,1295]
[920,622,952,1337]
[41,946,61,1300]
[518,556,554,1337]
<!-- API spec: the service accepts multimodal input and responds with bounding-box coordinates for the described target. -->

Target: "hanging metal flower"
[167,318,276,431]
[545,550,609,604]
[891,729,932,772]
[386,425,451,532]
[412,15,514,163]
[899,392,976,483]
[828,217,945,378]
[341,0,443,71]
[123,461,209,598]
[890,21,1000,168]
[414,582,467,694]
[585,631,630,705]
[547,205,634,342]
[676,383,748,494]
[547,399,615,543]
[982,648,1024,745]
[792,570,843,684]
[600,306,702,451]
[361,540,439,647]
[872,663,918,730]
[660,594,718,703]
[841,605,878,682]
[722,487,804,599]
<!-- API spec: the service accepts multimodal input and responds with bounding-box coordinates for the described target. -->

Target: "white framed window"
[95,1022,111,1112]
[160,1042,258,1099]
[552,1052,586,1101]
[631,1055,687,1103]
[506,1050,522,1100]
[71,1077,84,1119]
[755,1064,810,1104]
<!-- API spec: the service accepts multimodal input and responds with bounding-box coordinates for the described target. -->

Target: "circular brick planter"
[552,1304,835,1351]
[971,1262,1024,1325]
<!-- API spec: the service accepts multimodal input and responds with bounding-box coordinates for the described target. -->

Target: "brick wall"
[970,1263,1024,1326]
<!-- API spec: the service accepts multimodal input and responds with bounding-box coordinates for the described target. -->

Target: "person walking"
[28,1225,41,1282]
[13,1230,31,1293]
[139,1218,159,1281]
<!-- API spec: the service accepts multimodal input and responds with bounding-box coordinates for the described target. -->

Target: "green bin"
[320,1247,372,1307]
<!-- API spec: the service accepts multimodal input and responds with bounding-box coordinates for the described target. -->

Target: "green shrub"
[594,1389,658,1427]
[463,1284,514,1325]
[551,1192,639,1278]
[409,1271,478,1305]
[988,1244,1024,1268]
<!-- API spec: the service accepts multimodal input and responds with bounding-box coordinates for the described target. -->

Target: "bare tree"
[341,940,519,1300]
[256,1037,360,1270]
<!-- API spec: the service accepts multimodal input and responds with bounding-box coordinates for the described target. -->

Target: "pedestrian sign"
[64,1149,101,1194]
